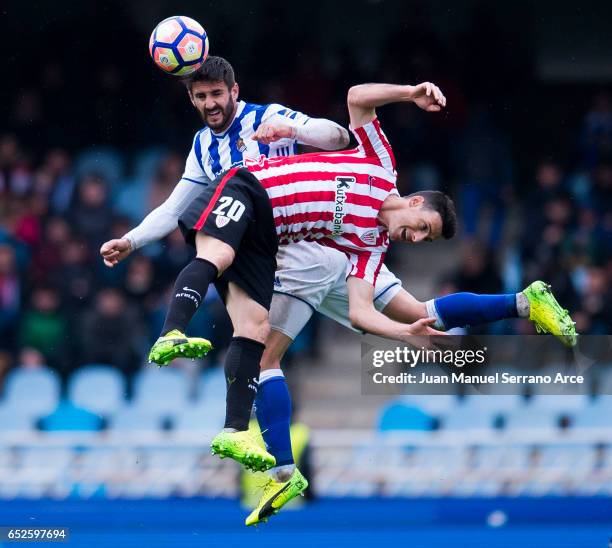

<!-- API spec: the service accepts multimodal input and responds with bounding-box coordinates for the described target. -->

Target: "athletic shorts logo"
[216,215,230,228]
[212,196,246,228]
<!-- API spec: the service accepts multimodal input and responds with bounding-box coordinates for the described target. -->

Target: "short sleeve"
[345,248,386,286]
[264,103,310,126]
[350,118,396,175]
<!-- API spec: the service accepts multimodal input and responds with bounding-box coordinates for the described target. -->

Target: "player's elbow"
[336,126,350,148]
[348,307,367,331]
[323,125,350,150]
[347,86,364,108]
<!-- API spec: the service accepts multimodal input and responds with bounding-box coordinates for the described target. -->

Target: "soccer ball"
[149,16,209,76]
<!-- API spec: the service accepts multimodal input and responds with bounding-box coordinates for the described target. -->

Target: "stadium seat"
[39,400,104,431]
[571,396,612,428]
[69,365,126,416]
[503,408,561,431]
[527,394,590,411]
[378,402,435,431]
[440,406,496,430]
[459,394,524,412]
[2,368,60,418]
[0,403,38,431]
[197,367,227,406]
[131,367,191,415]
[397,394,458,415]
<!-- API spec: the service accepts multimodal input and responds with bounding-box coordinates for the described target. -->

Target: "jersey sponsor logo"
[212,196,246,228]
[361,229,378,245]
[333,176,353,235]
[236,138,247,152]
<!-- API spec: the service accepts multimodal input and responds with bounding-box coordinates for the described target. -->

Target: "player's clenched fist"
[251,123,295,144]
[410,82,446,112]
[100,238,132,268]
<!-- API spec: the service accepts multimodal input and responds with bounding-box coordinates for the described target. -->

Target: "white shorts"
[269,240,402,340]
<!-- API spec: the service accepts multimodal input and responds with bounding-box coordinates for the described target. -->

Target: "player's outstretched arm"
[100,178,205,267]
[347,82,446,128]
[252,116,349,150]
[347,277,445,340]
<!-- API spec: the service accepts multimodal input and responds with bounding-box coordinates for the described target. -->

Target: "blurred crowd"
[2,1,611,391]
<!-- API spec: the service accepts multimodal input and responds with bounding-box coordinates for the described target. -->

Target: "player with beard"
[101,61,577,526]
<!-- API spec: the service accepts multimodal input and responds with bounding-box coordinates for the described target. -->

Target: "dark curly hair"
[182,56,235,91]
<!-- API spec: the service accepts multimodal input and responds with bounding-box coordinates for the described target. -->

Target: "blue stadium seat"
[459,394,524,413]
[39,400,104,432]
[441,406,496,430]
[131,368,191,415]
[378,402,435,431]
[2,368,60,418]
[398,394,459,415]
[503,408,560,431]
[571,396,612,428]
[197,367,227,406]
[527,394,589,412]
[69,365,125,416]
[0,403,38,431]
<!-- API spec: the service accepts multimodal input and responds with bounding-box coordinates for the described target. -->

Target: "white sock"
[259,368,284,384]
[425,299,445,330]
[516,292,530,318]
[269,464,295,483]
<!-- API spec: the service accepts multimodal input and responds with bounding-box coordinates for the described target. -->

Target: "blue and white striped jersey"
[182,101,310,185]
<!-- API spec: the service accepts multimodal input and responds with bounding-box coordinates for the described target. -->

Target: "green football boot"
[148,329,212,365]
[211,430,276,472]
[245,468,308,526]
[522,281,577,347]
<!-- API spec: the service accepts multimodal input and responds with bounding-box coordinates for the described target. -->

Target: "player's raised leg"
[148,233,233,365]
[211,282,276,472]
[381,282,576,346]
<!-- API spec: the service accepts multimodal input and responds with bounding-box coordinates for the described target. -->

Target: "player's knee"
[235,315,270,344]
[195,233,235,273]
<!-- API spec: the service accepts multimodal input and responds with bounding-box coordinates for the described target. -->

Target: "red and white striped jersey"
[245,118,398,285]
